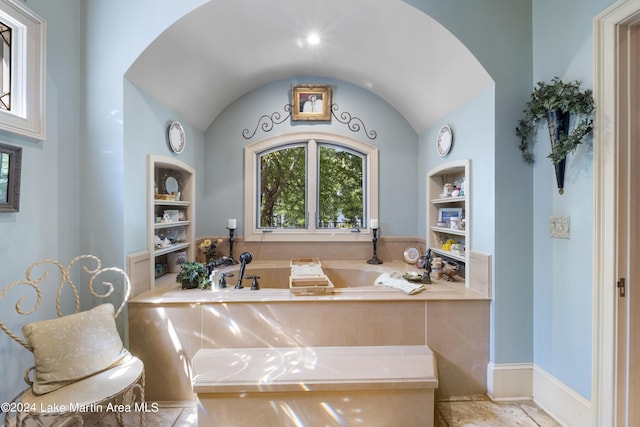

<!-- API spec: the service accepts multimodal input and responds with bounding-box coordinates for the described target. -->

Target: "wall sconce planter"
[547,109,569,195]
[515,77,594,194]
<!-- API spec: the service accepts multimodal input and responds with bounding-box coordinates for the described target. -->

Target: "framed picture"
[0,143,22,212]
[291,84,332,121]
[438,207,462,224]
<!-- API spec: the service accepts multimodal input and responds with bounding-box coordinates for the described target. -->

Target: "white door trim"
[593,1,640,426]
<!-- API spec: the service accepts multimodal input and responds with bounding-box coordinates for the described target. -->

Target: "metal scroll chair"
[0,255,145,426]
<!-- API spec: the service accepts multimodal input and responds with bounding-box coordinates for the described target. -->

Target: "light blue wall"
[0,0,82,407]
[0,0,208,408]
[201,77,418,237]
[418,85,495,255]
[82,0,207,271]
[531,0,616,400]
[123,80,205,256]
[407,0,535,367]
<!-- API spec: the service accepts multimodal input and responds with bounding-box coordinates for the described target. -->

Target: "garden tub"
[129,260,489,403]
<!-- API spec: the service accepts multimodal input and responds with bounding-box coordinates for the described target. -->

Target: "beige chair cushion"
[22,303,130,395]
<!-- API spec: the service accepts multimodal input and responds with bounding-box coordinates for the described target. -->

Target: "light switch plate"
[550,216,570,239]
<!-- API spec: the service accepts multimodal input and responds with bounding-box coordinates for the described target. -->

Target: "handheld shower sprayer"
[235,252,253,289]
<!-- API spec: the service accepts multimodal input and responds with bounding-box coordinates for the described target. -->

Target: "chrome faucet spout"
[235,252,253,289]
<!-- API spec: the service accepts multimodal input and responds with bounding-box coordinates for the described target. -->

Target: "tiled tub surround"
[128,237,430,297]
[128,261,489,405]
[192,237,423,268]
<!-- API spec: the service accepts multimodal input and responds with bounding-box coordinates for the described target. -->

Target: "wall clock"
[168,121,186,154]
[436,125,453,157]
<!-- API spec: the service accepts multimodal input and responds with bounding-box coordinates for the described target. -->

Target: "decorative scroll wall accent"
[242,103,377,140]
[241,104,292,139]
[330,104,377,140]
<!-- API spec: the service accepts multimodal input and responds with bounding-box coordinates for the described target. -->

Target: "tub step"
[192,345,438,426]
[193,345,437,392]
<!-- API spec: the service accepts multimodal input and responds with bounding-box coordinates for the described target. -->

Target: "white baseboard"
[533,365,592,427]
[487,362,592,426]
[487,362,533,400]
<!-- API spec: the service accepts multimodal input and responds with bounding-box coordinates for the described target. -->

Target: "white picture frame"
[438,207,462,223]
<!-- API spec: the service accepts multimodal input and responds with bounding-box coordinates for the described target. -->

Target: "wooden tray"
[290,258,321,267]
[289,275,335,296]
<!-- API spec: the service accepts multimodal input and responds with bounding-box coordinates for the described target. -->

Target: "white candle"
[370,218,379,229]
[227,218,237,229]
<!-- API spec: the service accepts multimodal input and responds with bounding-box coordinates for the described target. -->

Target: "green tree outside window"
[258,142,365,230]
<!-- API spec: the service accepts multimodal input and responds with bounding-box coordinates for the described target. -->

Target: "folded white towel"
[374,272,426,295]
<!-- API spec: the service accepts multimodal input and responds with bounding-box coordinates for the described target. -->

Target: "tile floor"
[82,403,197,426]
[133,396,560,427]
[435,396,561,427]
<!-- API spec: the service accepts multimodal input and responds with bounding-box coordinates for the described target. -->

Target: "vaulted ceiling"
[125,0,493,134]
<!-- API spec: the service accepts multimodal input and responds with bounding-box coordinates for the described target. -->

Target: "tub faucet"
[210,256,236,268]
[235,252,253,289]
[218,272,234,288]
[246,275,260,290]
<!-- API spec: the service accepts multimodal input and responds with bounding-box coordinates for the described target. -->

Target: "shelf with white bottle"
[426,159,470,284]
[148,154,196,287]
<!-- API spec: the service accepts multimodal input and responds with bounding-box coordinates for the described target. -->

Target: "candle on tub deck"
[370,219,379,229]
[227,218,237,229]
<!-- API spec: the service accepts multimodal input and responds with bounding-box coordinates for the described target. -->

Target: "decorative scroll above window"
[242,104,292,140]
[330,104,377,140]
[242,103,377,140]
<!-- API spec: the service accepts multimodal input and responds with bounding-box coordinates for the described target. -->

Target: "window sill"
[244,228,374,243]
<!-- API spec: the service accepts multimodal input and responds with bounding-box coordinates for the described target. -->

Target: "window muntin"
[245,133,378,242]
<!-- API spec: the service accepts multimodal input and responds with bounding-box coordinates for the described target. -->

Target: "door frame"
[593,1,640,425]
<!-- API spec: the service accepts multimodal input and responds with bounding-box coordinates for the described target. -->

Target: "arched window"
[244,133,378,242]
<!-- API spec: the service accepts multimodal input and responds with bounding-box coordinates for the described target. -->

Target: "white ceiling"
[125,0,493,134]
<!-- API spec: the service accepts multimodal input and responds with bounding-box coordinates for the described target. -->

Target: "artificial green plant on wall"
[516,77,594,194]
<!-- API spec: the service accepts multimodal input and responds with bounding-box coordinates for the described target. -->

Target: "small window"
[0,0,46,140]
[245,133,378,242]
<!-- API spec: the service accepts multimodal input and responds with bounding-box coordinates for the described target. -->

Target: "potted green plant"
[175,261,211,290]
[515,77,594,194]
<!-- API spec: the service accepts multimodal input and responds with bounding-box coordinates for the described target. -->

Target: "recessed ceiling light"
[307,34,320,45]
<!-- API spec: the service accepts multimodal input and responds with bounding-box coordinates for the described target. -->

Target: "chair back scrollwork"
[0,255,144,427]
[0,255,131,351]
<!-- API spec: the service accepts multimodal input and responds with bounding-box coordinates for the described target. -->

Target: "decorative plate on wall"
[168,121,186,154]
[436,125,453,157]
